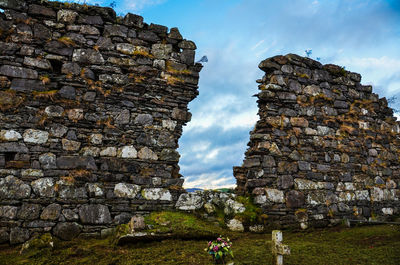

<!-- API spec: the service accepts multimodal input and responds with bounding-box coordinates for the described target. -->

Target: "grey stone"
[83,91,96,101]
[159,149,180,161]
[138,147,158,160]
[31,178,55,197]
[57,156,97,170]
[0,229,9,244]
[79,15,103,25]
[286,190,305,208]
[53,222,81,241]
[72,49,104,65]
[79,205,112,224]
[58,86,76,99]
[33,23,51,40]
[151,44,172,59]
[10,227,29,245]
[45,106,64,117]
[23,129,48,144]
[49,124,68,138]
[123,13,143,27]
[28,4,56,17]
[138,30,160,42]
[134,113,153,125]
[61,62,81,75]
[62,209,79,221]
[104,25,128,37]
[0,65,38,79]
[0,130,22,141]
[57,10,78,24]
[175,193,203,210]
[178,40,196,50]
[114,183,141,198]
[115,109,130,125]
[0,176,31,199]
[142,188,172,201]
[278,175,294,189]
[17,203,41,220]
[41,204,61,221]
[0,206,18,219]
[226,219,244,232]
[0,142,28,153]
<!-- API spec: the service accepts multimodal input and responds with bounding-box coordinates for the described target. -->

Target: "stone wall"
[0,0,201,244]
[234,54,400,228]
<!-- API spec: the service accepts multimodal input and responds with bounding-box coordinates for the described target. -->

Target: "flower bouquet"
[205,236,233,264]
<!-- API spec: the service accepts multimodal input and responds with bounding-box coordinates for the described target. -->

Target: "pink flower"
[208,241,212,246]
[213,246,219,252]
[217,237,222,241]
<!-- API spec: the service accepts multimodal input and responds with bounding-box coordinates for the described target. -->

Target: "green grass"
[0,224,399,265]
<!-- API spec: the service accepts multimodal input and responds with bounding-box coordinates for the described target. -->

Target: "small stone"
[123,13,144,28]
[134,114,153,125]
[79,205,112,224]
[159,149,180,161]
[28,4,56,17]
[81,147,100,157]
[265,188,285,203]
[0,65,38,79]
[100,147,117,157]
[114,183,141,199]
[86,183,104,197]
[67,109,84,121]
[142,188,172,201]
[104,25,128,37]
[162,120,177,130]
[23,129,48,144]
[129,216,146,231]
[290,117,308,127]
[50,124,68,138]
[31,178,55,197]
[62,209,79,221]
[89,134,103,145]
[118,146,137,158]
[178,40,196,50]
[0,206,18,219]
[303,85,320,96]
[21,169,43,177]
[382,208,393,215]
[115,109,130,125]
[58,86,76,99]
[294,178,318,190]
[0,176,31,199]
[72,49,104,65]
[23,57,51,70]
[286,190,305,208]
[80,25,100,35]
[10,228,29,245]
[53,222,81,241]
[227,219,244,232]
[45,105,64,117]
[17,203,41,220]
[138,147,158,160]
[62,139,81,151]
[151,44,173,59]
[175,193,203,210]
[0,130,22,141]
[41,204,61,220]
[57,156,97,170]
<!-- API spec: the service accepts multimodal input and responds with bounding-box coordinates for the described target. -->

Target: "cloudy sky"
[68,0,400,189]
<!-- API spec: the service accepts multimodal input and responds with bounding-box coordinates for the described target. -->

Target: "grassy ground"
[0,223,399,264]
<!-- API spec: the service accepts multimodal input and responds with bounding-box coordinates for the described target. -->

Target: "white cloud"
[121,0,166,13]
[183,171,236,189]
[337,56,400,71]
[251,40,265,50]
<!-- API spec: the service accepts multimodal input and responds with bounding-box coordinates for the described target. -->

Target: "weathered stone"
[138,147,158,160]
[0,65,38,79]
[28,4,56,17]
[142,188,172,201]
[53,222,81,241]
[10,227,29,245]
[57,10,78,24]
[67,109,84,121]
[62,139,81,151]
[114,183,141,198]
[115,109,130,125]
[0,130,22,141]
[134,114,153,125]
[265,188,285,203]
[175,193,203,210]
[138,30,160,42]
[100,147,117,157]
[226,219,244,232]
[23,57,51,70]
[123,13,143,27]
[21,169,44,177]
[31,178,55,197]
[294,178,318,190]
[303,85,321,96]
[23,129,48,144]
[0,206,18,219]
[0,176,31,199]
[57,156,97,170]
[159,149,180,161]
[44,105,64,117]
[86,183,104,197]
[62,209,79,221]
[0,229,9,244]
[286,190,305,208]
[104,25,128,37]
[118,146,137,158]
[41,204,61,221]
[79,205,111,224]
[17,203,41,220]
[58,86,76,99]
[151,44,172,59]
[72,49,104,65]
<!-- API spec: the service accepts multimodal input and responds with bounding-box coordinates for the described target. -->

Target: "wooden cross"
[271,230,291,265]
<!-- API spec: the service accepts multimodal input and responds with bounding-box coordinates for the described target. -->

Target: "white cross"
[271,230,291,265]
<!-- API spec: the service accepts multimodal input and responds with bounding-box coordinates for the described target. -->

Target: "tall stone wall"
[0,0,201,244]
[234,54,400,228]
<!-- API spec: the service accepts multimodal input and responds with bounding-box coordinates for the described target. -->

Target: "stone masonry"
[234,54,400,228]
[0,0,201,244]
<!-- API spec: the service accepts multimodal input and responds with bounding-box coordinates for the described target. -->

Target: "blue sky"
[69,0,400,189]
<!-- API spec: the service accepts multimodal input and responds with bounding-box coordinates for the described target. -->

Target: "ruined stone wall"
[0,0,201,244]
[234,54,400,228]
